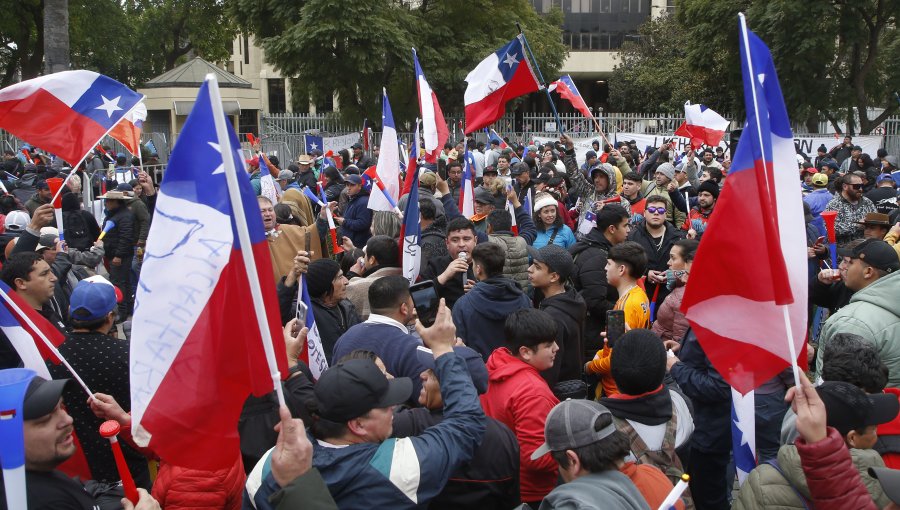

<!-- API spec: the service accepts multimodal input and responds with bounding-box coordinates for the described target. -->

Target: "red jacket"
[651,285,688,344]
[480,348,559,502]
[795,427,878,510]
[877,387,900,468]
[151,456,245,510]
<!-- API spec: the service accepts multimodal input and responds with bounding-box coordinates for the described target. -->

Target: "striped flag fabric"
[412,49,448,164]
[109,101,147,157]
[298,275,328,379]
[549,75,593,119]
[459,149,475,217]
[400,163,421,284]
[731,388,757,484]
[368,90,401,212]
[0,368,36,510]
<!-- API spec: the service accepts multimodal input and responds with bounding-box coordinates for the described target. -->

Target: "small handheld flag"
[298,275,329,379]
[400,165,422,284]
[302,187,343,254]
[459,150,475,217]
[0,368,36,510]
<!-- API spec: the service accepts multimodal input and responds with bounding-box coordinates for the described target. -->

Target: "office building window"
[243,35,249,65]
[539,0,650,51]
[267,79,286,113]
[238,110,258,137]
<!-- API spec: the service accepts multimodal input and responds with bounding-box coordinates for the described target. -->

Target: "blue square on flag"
[305,135,324,154]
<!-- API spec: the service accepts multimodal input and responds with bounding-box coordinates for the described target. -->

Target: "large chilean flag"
[674,102,729,149]
[681,18,807,395]
[0,71,143,166]
[413,49,449,164]
[130,80,288,470]
[464,36,541,134]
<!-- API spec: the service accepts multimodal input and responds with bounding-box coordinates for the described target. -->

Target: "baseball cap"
[531,400,618,460]
[345,174,363,185]
[69,277,118,321]
[314,359,412,422]
[868,467,900,505]
[527,244,575,281]
[848,239,900,274]
[351,143,363,150]
[474,187,494,204]
[5,211,30,232]
[802,167,817,175]
[876,173,895,184]
[418,172,437,187]
[483,166,498,175]
[84,274,123,303]
[585,150,597,159]
[816,381,899,437]
[36,226,59,251]
[24,375,71,420]
[811,173,828,187]
[510,162,529,176]
[35,180,49,190]
[277,170,294,180]
[415,346,488,394]
[245,156,259,167]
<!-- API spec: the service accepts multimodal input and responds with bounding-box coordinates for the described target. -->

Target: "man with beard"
[681,180,719,241]
[825,172,876,245]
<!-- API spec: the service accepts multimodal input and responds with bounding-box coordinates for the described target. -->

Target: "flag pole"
[738,12,801,390]
[205,74,286,407]
[516,22,565,136]
[0,289,93,398]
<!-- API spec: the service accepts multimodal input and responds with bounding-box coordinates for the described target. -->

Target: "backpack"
[614,403,695,510]
[63,211,92,251]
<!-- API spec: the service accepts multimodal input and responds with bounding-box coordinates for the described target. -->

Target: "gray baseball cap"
[531,400,618,460]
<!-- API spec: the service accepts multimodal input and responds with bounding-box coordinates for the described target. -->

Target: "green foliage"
[228,0,567,127]
[2,0,236,88]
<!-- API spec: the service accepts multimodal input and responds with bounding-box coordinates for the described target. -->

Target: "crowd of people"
[0,131,899,510]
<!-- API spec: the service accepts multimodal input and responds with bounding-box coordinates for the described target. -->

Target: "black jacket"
[569,229,615,352]
[420,223,448,272]
[296,170,318,192]
[669,329,731,452]
[810,278,854,315]
[628,222,685,309]
[421,253,475,310]
[323,181,345,203]
[392,407,520,510]
[311,298,361,364]
[537,288,586,386]
[101,205,136,258]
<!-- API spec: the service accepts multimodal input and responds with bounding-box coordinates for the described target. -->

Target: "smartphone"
[815,236,825,245]
[409,280,439,327]
[606,310,626,349]
[296,300,308,325]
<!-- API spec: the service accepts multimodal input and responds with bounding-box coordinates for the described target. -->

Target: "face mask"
[665,269,688,290]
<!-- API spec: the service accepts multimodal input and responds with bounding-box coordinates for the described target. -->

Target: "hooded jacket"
[651,285,689,344]
[537,288,586,385]
[569,229,615,351]
[563,152,630,231]
[339,190,372,248]
[480,348,559,502]
[815,272,900,387]
[732,436,888,510]
[538,470,650,510]
[451,275,532,360]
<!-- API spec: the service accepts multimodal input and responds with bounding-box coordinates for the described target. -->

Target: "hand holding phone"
[410,281,439,327]
[606,310,626,349]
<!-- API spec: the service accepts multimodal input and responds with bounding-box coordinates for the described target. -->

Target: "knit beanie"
[306,258,341,299]
[656,162,676,181]
[61,192,81,212]
[611,329,666,395]
[697,179,720,199]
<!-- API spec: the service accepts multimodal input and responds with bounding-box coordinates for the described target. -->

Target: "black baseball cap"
[527,244,575,281]
[314,359,412,422]
[510,162,529,176]
[24,376,71,420]
[816,381,899,437]
[848,239,900,274]
[869,467,900,505]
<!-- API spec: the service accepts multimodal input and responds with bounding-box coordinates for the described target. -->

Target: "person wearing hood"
[480,309,560,506]
[60,192,100,251]
[558,135,630,234]
[816,239,900,386]
[528,244,586,389]
[392,345,521,509]
[398,171,446,227]
[452,243,532,361]
[334,174,372,249]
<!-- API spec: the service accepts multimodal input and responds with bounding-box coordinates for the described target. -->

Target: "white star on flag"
[503,52,519,67]
[310,143,318,150]
[208,141,224,174]
[95,95,123,117]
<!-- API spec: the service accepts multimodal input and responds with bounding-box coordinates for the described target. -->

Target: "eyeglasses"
[646,206,667,214]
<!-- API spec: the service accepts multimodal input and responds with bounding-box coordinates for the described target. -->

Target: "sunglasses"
[646,206,667,214]
[848,183,863,190]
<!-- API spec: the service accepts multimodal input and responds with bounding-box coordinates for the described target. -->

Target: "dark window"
[315,94,334,113]
[238,109,258,137]
[267,79,286,113]
[534,0,650,51]
[243,35,249,65]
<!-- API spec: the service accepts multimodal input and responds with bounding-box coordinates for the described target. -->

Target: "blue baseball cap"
[69,277,118,321]
[876,173,895,184]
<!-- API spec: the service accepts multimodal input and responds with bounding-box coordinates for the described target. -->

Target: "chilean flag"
[368,90,401,212]
[413,49,449,164]
[549,75,592,119]
[464,36,541,134]
[298,275,328,379]
[401,121,421,199]
[0,281,65,379]
[731,388,757,484]
[681,18,807,395]
[0,70,143,166]
[109,101,147,157]
[674,102,730,149]
[488,128,509,149]
[0,368,35,510]
[399,164,421,284]
[459,149,476,217]
[130,79,288,471]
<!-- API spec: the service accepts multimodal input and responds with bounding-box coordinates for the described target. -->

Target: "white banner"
[322,133,361,155]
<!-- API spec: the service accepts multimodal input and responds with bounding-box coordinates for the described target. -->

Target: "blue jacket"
[244,353,487,509]
[532,225,577,249]
[669,329,731,452]
[804,188,833,237]
[332,320,427,398]
[340,191,372,248]
[451,276,532,360]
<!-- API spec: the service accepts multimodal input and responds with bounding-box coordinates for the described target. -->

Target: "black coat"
[537,287,586,385]
[420,224,448,271]
[392,407,520,510]
[421,253,475,310]
[297,170,319,192]
[569,229,615,352]
[101,205,136,258]
[628,222,686,310]
[311,298,361,364]
[669,329,731,452]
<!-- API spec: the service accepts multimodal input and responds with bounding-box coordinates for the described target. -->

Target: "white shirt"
[365,313,410,334]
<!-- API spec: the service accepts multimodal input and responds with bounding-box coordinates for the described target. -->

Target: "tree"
[0,0,44,86]
[675,0,899,134]
[43,0,69,74]
[228,0,567,127]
